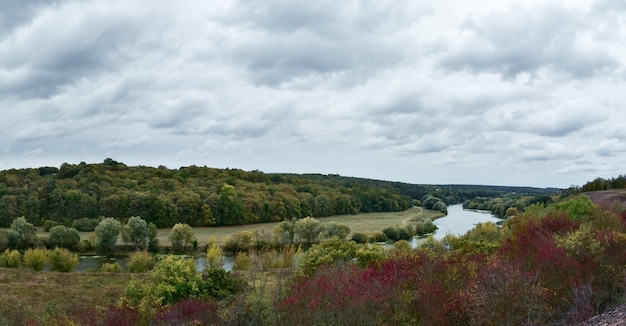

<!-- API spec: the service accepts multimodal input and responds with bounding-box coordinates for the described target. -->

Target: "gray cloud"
[0,0,625,188]
[439,4,620,80]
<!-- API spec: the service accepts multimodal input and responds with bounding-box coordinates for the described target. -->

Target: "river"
[431,204,502,240]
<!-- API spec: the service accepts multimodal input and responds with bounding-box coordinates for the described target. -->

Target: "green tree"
[47,225,81,250]
[219,183,247,225]
[276,218,297,245]
[324,221,351,240]
[169,223,195,253]
[296,216,323,247]
[10,216,37,249]
[94,217,122,255]
[122,216,150,250]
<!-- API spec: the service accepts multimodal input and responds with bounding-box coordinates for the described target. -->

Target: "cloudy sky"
[1,0,625,188]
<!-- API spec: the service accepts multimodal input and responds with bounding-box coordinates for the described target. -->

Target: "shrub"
[23,248,48,271]
[49,247,79,272]
[43,220,59,232]
[126,250,154,273]
[121,255,204,309]
[101,262,123,273]
[298,238,359,275]
[382,227,400,242]
[154,299,220,325]
[368,231,387,243]
[397,226,412,241]
[351,232,368,244]
[0,249,21,268]
[47,225,81,250]
[78,239,94,252]
[223,231,254,254]
[202,268,244,299]
[355,244,386,268]
[234,251,252,270]
[72,217,100,232]
[205,243,224,270]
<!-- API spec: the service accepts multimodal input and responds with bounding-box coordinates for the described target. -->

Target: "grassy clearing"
[0,267,134,319]
[155,206,443,246]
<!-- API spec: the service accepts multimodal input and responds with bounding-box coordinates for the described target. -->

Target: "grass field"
[0,268,133,321]
[154,206,443,246]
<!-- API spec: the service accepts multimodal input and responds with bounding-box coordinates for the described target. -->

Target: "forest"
[0,158,556,229]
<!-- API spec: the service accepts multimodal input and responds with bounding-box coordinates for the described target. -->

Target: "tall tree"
[95,218,121,255]
[122,216,150,250]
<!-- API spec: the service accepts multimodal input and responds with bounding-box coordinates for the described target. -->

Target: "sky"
[1,0,625,189]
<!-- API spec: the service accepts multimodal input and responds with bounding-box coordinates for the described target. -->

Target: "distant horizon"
[1,158,570,190]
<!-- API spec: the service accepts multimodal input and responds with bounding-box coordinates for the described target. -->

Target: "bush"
[234,251,252,270]
[202,268,244,299]
[47,225,81,250]
[351,232,368,244]
[43,220,59,232]
[126,250,154,273]
[23,248,48,271]
[101,262,123,273]
[72,217,100,232]
[205,243,224,270]
[121,255,204,309]
[154,299,220,325]
[298,238,359,275]
[223,231,254,254]
[78,239,94,252]
[49,247,79,272]
[368,231,387,243]
[0,249,21,268]
[382,227,400,242]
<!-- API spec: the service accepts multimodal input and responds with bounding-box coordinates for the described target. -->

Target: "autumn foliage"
[281,195,626,325]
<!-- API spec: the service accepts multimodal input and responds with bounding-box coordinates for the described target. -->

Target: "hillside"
[0,159,558,229]
[586,189,626,209]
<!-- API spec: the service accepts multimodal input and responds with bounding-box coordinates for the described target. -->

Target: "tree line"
[0,159,411,228]
[579,175,626,192]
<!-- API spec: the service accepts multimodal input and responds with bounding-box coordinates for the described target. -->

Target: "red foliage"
[154,299,220,325]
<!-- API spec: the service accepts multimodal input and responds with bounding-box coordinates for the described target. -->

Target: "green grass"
[0,267,134,320]
[155,206,443,246]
